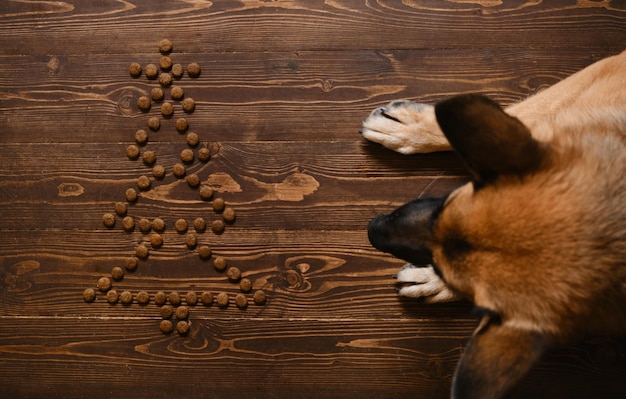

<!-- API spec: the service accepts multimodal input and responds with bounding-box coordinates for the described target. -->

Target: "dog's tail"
[452,313,549,399]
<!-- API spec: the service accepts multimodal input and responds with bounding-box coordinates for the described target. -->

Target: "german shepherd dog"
[361,51,626,399]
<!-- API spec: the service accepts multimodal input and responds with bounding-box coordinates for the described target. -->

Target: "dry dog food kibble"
[126,144,140,160]
[159,319,174,334]
[223,207,236,222]
[198,147,211,162]
[175,218,188,233]
[129,62,142,77]
[159,56,172,71]
[180,148,194,163]
[240,278,252,293]
[235,294,248,309]
[187,62,201,77]
[185,233,197,248]
[212,198,225,212]
[111,266,124,281]
[83,288,96,302]
[150,233,163,248]
[145,64,158,79]
[198,245,212,259]
[253,290,267,305]
[227,266,241,282]
[137,175,151,190]
[136,290,150,305]
[186,291,198,305]
[213,256,227,271]
[135,244,149,259]
[160,304,174,319]
[199,185,213,200]
[115,202,127,216]
[211,219,225,234]
[186,132,199,147]
[120,290,133,304]
[193,217,206,232]
[159,72,172,87]
[125,257,138,271]
[154,291,167,306]
[122,216,135,232]
[172,163,186,178]
[138,218,151,233]
[176,320,190,335]
[186,173,200,188]
[171,63,184,78]
[152,165,166,179]
[161,101,174,117]
[169,291,182,306]
[175,305,189,320]
[216,292,229,307]
[137,95,151,112]
[125,188,138,203]
[200,291,213,305]
[159,39,173,54]
[97,277,112,292]
[170,86,184,101]
[182,97,195,113]
[106,289,119,304]
[175,117,188,132]
[152,218,166,232]
[102,213,116,228]
[151,87,164,101]
[147,116,160,131]
[142,150,157,165]
[135,129,148,144]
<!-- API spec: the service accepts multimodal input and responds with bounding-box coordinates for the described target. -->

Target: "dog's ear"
[452,315,547,399]
[435,94,547,182]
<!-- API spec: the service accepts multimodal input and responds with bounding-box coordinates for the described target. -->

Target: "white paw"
[395,264,460,303]
[361,100,450,154]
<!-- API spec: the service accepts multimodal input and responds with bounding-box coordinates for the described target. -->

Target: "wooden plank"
[0,0,624,55]
[1,49,620,143]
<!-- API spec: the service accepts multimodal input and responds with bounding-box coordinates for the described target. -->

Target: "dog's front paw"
[395,264,460,303]
[361,100,450,154]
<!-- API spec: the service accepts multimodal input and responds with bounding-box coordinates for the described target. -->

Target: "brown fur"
[362,50,626,398]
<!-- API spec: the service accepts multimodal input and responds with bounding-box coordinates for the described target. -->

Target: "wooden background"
[1,1,625,398]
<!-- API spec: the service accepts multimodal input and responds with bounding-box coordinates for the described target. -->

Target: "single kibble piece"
[151,87,164,101]
[175,305,189,320]
[135,244,149,259]
[223,207,236,223]
[211,219,225,234]
[150,233,163,248]
[198,245,212,259]
[199,185,213,200]
[126,144,140,160]
[235,294,248,309]
[182,97,195,113]
[159,56,172,71]
[97,277,112,292]
[171,63,184,78]
[158,39,173,54]
[137,175,151,191]
[253,290,267,305]
[159,319,174,334]
[160,304,174,319]
[216,292,229,307]
[175,117,188,133]
[114,202,127,216]
[83,288,96,302]
[111,266,124,281]
[102,213,116,228]
[138,218,151,233]
[198,147,211,162]
[186,173,200,188]
[129,62,142,77]
[180,148,194,163]
[154,291,167,306]
[186,132,199,147]
[213,256,227,271]
[161,101,174,117]
[186,291,198,305]
[240,278,252,293]
[135,129,148,144]
[142,150,156,165]
[176,320,190,335]
[152,218,166,232]
[136,290,150,305]
[227,266,241,282]
[106,289,119,304]
[185,233,197,248]
[212,198,225,212]
[169,291,182,306]
[152,165,166,179]
[122,216,135,232]
[145,64,158,79]
[193,217,206,232]
[122,291,135,305]
[147,116,160,131]
[200,291,213,305]
[170,86,184,101]
[159,72,172,87]
[125,188,138,203]
[124,257,138,271]
[175,218,188,233]
[137,96,151,112]
[172,163,186,178]
[187,62,201,77]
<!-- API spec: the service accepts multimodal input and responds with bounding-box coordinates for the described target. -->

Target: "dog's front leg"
[395,264,461,303]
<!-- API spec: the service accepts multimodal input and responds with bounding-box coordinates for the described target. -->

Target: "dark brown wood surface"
[1,1,625,398]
